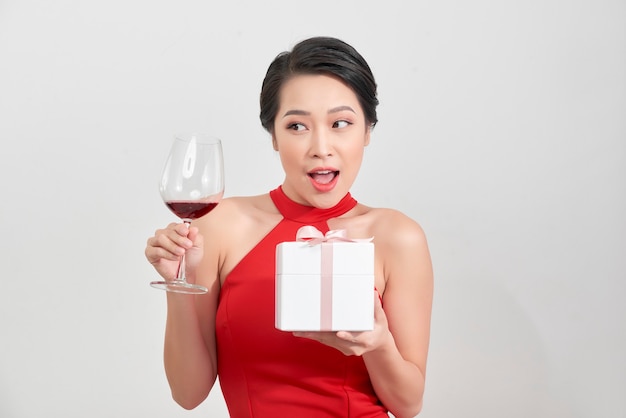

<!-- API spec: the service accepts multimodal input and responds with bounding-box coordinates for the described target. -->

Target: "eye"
[333,120,352,129]
[287,122,306,131]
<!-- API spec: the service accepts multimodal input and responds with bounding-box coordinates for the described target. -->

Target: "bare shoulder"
[194,193,279,231]
[345,204,432,292]
[357,205,428,249]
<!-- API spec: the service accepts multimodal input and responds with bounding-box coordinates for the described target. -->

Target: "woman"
[145,36,433,417]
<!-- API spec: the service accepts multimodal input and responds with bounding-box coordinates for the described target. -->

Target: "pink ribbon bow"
[296,225,372,245]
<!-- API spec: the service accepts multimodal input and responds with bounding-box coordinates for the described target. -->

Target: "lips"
[308,168,340,192]
[308,169,339,184]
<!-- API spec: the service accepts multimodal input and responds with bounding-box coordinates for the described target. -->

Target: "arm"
[145,217,223,409]
[362,216,433,417]
[362,215,433,417]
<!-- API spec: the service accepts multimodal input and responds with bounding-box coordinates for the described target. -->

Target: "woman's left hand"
[292,291,391,356]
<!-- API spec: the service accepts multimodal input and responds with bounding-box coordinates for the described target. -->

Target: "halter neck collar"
[269,186,357,223]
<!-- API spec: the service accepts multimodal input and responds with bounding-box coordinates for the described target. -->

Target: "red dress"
[215,186,388,417]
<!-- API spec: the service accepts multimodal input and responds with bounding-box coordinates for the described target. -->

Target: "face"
[272,74,371,209]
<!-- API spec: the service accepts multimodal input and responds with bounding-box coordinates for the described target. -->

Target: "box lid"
[276,241,374,275]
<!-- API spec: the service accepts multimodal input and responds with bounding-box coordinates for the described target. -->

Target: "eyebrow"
[282,105,356,118]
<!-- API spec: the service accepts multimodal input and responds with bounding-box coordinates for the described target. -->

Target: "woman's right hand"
[145,222,204,282]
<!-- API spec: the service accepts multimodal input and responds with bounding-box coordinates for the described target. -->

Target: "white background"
[0,1,624,417]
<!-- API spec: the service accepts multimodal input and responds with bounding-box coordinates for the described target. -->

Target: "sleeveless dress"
[215,186,388,418]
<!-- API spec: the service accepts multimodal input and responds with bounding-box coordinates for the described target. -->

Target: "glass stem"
[176,220,191,282]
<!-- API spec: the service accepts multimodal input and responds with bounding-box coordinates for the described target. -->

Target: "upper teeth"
[315,170,332,174]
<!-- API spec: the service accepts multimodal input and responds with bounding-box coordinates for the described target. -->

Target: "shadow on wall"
[423,273,576,418]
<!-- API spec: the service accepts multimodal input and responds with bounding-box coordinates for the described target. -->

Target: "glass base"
[150,280,208,294]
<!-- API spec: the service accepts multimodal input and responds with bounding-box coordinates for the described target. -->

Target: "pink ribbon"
[296,225,372,245]
[295,226,372,330]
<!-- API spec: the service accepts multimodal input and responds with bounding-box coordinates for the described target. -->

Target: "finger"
[163,225,194,248]
[293,331,315,339]
[186,226,202,246]
[149,225,186,244]
[148,232,189,257]
[173,222,191,235]
[145,245,181,264]
[336,331,360,343]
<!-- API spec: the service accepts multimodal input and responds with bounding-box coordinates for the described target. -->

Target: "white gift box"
[275,229,375,331]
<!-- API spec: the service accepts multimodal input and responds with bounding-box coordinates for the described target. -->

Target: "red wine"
[165,201,218,220]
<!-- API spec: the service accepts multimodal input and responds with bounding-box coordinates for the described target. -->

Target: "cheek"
[348,143,366,162]
[278,146,301,169]
[344,146,366,175]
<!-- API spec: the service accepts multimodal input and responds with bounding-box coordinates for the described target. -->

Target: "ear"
[272,133,279,151]
[364,125,371,147]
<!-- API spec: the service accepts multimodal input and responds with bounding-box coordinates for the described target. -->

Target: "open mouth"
[308,170,339,185]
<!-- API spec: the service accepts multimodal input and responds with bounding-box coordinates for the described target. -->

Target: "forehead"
[278,74,361,110]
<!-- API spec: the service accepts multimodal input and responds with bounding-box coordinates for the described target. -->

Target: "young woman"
[145,36,433,418]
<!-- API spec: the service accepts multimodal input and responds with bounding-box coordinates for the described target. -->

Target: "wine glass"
[150,133,224,294]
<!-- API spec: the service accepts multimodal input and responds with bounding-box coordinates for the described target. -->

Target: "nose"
[309,127,333,159]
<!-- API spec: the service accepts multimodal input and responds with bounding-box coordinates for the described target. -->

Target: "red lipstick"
[307,167,339,192]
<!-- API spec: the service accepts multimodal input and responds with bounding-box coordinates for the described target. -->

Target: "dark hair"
[259,36,379,133]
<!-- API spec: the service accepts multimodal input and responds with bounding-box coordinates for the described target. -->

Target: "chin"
[311,189,348,208]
